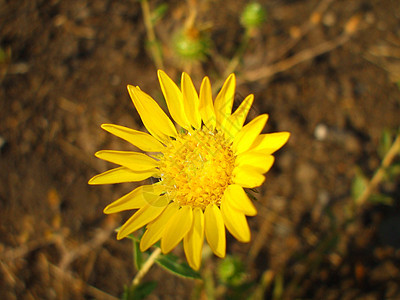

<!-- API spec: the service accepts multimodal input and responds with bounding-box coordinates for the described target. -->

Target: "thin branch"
[49,262,119,300]
[3,237,57,262]
[355,133,400,206]
[59,224,115,270]
[243,32,351,82]
[268,0,335,64]
[242,13,363,83]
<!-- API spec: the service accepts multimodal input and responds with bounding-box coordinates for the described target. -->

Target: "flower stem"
[223,29,251,79]
[141,0,164,70]
[132,247,162,286]
[212,29,251,94]
[355,132,400,206]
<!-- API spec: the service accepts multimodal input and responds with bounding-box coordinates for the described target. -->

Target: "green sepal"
[245,190,258,202]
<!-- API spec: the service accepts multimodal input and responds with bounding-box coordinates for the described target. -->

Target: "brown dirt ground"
[1,0,400,299]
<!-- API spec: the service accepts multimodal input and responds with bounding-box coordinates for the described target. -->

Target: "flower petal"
[225,184,257,216]
[224,94,254,141]
[214,74,235,132]
[204,204,226,258]
[117,194,169,240]
[104,184,165,214]
[181,72,202,129]
[221,199,250,242]
[233,166,265,188]
[235,153,275,173]
[183,207,205,270]
[249,132,291,155]
[101,124,165,152]
[140,202,180,251]
[199,76,216,131]
[95,150,158,171]
[158,70,191,130]
[161,206,193,253]
[127,85,177,143]
[88,166,158,185]
[232,114,269,155]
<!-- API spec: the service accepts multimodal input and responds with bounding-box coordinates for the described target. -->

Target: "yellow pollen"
[159,129,235,210]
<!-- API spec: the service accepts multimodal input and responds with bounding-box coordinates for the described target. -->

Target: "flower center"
[159,129,235,210]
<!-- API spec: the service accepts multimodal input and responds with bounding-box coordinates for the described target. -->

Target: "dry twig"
[243,32,351,82]
[49,261,119,300]
[58,223,115,270]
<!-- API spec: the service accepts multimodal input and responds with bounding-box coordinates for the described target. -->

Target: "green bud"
[172,28,210,62]
[217,255,246,287]
[240,2,267,29]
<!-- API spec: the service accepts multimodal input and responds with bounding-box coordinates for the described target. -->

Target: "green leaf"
[121,281,157,300]
[368,193,394,206]
[151,4,168,24]
[351,169,367,200]
[0,47,8,63]
[378,129,393,159]
[155,253,201,279]
[133,240,145,271]
[217,255,246,287]
[386,163,400,180]
[272,271,284,300]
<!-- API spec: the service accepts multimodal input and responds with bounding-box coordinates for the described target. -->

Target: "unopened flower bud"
[173,28,210,61]
[240,2,267,30]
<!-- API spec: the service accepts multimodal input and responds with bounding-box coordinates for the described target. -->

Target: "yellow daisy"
[89,70,290,270]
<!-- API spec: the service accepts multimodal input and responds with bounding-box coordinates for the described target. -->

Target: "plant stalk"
[132,247,162,286]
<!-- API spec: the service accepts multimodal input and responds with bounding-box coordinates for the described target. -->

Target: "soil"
[1,0,400,299]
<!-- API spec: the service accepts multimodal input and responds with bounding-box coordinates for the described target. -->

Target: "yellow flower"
[89,70,290,270]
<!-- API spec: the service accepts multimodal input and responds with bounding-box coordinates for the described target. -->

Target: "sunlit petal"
[199,76,216,130]
[158,70,191,130]
[95,150,158,171]
[183,207,205,270]
[225,94,254,141]
[235,152,275,173]
[224,184,257,216]
[232,114,269,154]
[182,72,202,129]
[140,202,180,251]
[214,74,235,132]
[161,206,193,253]
[233,166,266,188]
[88,166,158,185]
[249,132,291,155]
[221,198,250,242]
[104,184,165,214]
[128,85,177,143]
[204,204,226,258]
[117,195,169,240]
[101,124,165,152]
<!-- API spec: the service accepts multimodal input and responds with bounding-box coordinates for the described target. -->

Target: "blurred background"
[1,0,400,299]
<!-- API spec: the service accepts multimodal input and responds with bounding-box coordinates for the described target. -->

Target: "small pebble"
[314,123,328,141]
